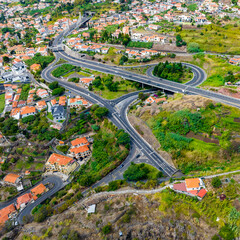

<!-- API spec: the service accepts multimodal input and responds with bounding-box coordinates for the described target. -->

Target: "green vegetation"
[49,81,65,96]
[25,53,55,69]
[52,64,81,78]
[127,41,153,49]
[154,184,240,239]
[176,34,186,47]
[90,74,145,99]
[101,223,112,235]
[20,111,60,141]
[74,112,130,187]
[188,54,240,87]
[0,94,5,113]
[0,117,19,136]
[146,101,240,174]
[100,29,130,46]
[181,24,240,54]
[153,61,192,83]
[187,3,198,11]
[68,77,79,83]
[212,177,222,188]
[19,84,30,101]
[123,162,162,181]
[187,42,203,53]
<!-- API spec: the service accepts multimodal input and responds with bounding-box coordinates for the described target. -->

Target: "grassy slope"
[187,54,240,87]
[146,102,240,175]
[181,24,240,54]
[0,94,5,113]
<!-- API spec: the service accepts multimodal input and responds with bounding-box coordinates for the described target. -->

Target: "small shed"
[87,204,96,214]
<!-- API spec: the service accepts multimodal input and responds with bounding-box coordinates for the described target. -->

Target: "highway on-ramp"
[41,63,177,177]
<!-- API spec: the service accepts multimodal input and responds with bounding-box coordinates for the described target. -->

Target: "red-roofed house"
[0,204,16,225]
[45,153,78,175]
[16,193,33,209]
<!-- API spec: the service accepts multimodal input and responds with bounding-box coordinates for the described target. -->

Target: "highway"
[41,62,177,177]
[42,16,240,177]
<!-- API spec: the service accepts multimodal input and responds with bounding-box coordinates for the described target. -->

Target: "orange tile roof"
[20,106,36,115]
[0,204,16,224]
[70,145,89,154]
[11,108,20,117]
[71,137,88,146]
[29,89,35,94]
[188,190,198,196]
[51,99,57,105]
[80,78,94,84]
[4,173,21,184]
[197,189,207,198]
[37,100,46,107]
[48,153,73,166]
[185,178,200,189]
[16,193,32,209]
[31,183,46,196]
[12,101,18,108]
[59,96,66,105]
[30,63,41,71]
[16,88,22,94]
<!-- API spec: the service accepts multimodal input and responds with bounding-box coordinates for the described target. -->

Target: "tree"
[102,223,112,235]
[219,224,235,240]
[187,42,202,53]
[138,92,146,100]
[123,163,149,181]
[211,177,222,188]
[34,205,52,223]
[116,129,130,145]
[3,56,10,63]
[49,81,59,90]
[52,87,64,96]
[94,107,109,118]
[91,124,100,131]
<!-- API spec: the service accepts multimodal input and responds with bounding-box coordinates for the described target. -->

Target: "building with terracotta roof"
[11,108,21,120]
[36,100,47,111]
[69,145,91,159]
[20,106,36,118]
[4,173,21,185]
[30,63,41,72]
[36,89,49,98]
[79,77,94,87]
[185,178,203,191]
[31,183,46,198]
[0,204,16,225]
[4,173,23,191]
[45,153,78,175]
[68,97,90,108]
[59,96,67,106]
[172,178,207,200]
[71,137,89,148]
[16,193,33,209]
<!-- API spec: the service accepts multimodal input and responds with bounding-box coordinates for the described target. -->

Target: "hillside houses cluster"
[1,62,30,84]
[126,49,165,59]
[0,176,47,225]
[4,84,49,119]
[66,39,109,54]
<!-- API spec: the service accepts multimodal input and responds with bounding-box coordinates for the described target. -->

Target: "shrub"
[211,177,222,188]
[219,224,234,240]
[102,223,112,235]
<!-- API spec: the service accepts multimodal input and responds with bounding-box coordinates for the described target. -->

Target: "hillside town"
[0,0,239,239]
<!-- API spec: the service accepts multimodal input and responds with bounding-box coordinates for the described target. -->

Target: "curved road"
[42,63,177,177]
[0,175,64,225]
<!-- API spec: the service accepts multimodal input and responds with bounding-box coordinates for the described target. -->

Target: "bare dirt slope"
[9,191,216,240]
